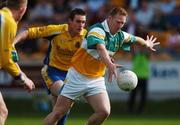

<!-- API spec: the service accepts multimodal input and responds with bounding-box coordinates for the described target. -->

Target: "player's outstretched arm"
[13,30,28,45]
[135,35,160,51]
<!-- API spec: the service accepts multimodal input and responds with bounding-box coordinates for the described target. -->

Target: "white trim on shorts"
[60,67,107,100]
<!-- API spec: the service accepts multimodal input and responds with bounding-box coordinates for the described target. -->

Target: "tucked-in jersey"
[72,20,136,77]
[0,7,20,77]
[28,24,87,71]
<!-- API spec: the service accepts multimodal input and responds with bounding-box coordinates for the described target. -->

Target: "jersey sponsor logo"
[57,48,76,57]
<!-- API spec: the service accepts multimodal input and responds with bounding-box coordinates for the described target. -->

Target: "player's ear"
[19,6,26,15]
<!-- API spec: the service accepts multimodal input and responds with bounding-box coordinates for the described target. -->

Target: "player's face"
[109,14,126,34]
[69,15,86,35]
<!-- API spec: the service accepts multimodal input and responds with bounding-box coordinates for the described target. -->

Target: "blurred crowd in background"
[2,0,180,61]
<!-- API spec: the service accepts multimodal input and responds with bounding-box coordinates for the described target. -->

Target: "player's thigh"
[41,66,66,96]
[49,80,64,96]
[86,92,110,113]
[0,93,7,114]
[53,95,73,114]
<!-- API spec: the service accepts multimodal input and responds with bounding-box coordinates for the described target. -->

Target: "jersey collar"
[101,20,110,33]
[101,19,121,36]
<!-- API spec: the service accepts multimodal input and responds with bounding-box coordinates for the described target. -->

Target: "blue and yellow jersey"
[72,20,136,77]
[28,24,87,71]
[0,7,21,77]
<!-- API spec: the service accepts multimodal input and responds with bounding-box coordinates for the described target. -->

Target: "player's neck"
[69,29,78,37]
[107,19,116,35]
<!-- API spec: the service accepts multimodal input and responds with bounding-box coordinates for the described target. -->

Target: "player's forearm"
[13,30,28,45]
[4,62,27,84]
[3,62,21,77]
[135,36,148,47]
[96,44,113,67]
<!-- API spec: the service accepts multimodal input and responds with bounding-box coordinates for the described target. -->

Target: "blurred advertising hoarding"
[106,61,180,100]
[149,61,180,92]
[0,61,180,99]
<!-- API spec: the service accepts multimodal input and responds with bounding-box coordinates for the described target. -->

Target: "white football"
[117,70,138,91]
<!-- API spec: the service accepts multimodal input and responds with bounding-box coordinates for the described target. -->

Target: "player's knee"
[99,108,111,119]
[52,109,66,120]
[0,107,8,119]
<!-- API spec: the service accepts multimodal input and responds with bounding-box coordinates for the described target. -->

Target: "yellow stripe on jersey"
[41,65,53,88]
[0,8,20,77]
[88,32,105,40]
[72,48,106,77]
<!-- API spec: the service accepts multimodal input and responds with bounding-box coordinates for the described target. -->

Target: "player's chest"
[52,35,83,50]
[105,34,124,52]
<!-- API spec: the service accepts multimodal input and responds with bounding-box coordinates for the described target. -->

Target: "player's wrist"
[14,73,26,85]
[145,41,149,48]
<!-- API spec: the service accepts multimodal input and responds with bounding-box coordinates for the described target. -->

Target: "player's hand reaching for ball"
[107,62,123,83]
[145,35,159,51]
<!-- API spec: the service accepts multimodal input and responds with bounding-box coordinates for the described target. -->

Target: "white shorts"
[60,67,107,100]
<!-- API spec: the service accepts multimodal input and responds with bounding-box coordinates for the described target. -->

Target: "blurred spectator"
[126,0,142,10]
[159,0,176,15]
[166,27,180,60]
[68,0,87,10]
[29,0,54,23]
[16,22,39,57]
[0,0,7,8]
[150,9,168,31]
[53,0,70,13]
[88,5,107,25]
[12,0,178,62]
[135,1,154,27]
[52,0,70,24]
[87,0,106,13]
[86,0,107,26]
[109,0,126,8]
[165,6,180,28]
[31,38,49,60]
[125,9,139,35]
[128,27,150,114]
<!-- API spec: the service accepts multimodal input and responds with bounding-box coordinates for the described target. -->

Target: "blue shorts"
[41,65,67,94]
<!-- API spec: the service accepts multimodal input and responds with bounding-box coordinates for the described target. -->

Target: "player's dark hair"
[6,0,27,10]
[109,7,128,17]
[69,8,86,21]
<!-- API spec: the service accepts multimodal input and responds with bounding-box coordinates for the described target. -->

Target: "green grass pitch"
[5,98,180,125]
[6,116,180,125]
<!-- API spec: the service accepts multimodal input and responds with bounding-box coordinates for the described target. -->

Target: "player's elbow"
[3,62,20,77]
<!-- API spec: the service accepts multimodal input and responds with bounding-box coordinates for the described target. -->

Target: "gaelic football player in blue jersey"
[14,8,86,125]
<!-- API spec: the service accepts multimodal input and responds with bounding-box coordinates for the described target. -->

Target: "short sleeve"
[87,27,106,49]
[121,31,136,51]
